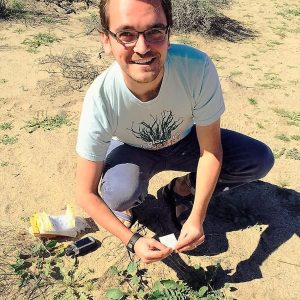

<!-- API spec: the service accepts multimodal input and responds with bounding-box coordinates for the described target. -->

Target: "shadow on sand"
[134,181,300,290]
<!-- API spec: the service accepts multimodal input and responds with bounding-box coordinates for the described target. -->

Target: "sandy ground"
[0,0,299,299]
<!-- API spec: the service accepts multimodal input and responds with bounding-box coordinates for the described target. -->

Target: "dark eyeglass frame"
[106,25,170,45]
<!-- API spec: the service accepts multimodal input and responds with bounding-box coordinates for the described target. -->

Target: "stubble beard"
[128,61,164,84]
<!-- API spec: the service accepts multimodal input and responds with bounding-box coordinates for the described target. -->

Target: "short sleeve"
[192,56,225,126]
[76,81,113,161]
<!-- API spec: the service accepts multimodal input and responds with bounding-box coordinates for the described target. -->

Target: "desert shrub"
[37,51,107,96]
[0,0,26,19]
[40,51,100,88]
[172,0,255,41]
[9,0,24,12]
[0,0,7,17]
[37,0,94,13]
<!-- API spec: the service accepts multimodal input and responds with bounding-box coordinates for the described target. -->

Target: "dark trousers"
[100,127,274,212]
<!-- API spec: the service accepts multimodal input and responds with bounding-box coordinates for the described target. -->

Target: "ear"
[100,31,112,55]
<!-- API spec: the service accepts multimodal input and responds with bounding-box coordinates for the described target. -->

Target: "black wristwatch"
[126,233,142,253]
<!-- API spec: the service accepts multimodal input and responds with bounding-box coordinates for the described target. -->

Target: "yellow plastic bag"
[29,205,89,237]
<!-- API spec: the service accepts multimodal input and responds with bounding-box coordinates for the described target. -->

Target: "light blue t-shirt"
[76,43,225,161]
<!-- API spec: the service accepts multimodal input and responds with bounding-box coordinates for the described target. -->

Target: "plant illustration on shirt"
[127,110,184,148]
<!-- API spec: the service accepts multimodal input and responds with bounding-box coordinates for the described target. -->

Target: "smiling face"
[101,0,170,96]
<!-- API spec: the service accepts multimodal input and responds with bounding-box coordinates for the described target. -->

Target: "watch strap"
[126,233,142,253]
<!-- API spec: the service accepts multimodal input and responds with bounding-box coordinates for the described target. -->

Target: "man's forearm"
[77,193,133,244]
[190,150,222,223]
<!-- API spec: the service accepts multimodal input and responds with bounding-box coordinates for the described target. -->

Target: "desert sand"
[0,0,299,299]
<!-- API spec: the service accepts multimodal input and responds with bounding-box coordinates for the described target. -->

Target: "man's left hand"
[175,217,205,252]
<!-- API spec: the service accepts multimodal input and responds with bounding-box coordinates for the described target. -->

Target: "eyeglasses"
[106,26,169,45]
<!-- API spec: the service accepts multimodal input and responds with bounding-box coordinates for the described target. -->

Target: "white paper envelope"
[159,233,178,249]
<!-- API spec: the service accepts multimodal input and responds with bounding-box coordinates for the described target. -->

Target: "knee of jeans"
[256,144,275,179]
[100,163,143,211]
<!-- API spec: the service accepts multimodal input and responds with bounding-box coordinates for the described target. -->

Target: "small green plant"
[22,113,72,133]
[275,134,290,142]
[173,34,195,46]
[288,79,299,85]
[106,262,148,299]
[278,7,300,19]
[229,71,242,76]
[0,78,8,84]
[10,240,61,288]
[0,122,12,130]
[291,135,300,141]
[0,134,18,145]
[257,73,282,89]
[266,40,283,47]
[0,160,9,167]
[211,54,225,62]
[273,148,286,159]
[14,27,25,33]
[10,239,94,299]
[270,21,289,38]
[273,108,300,124]
[106,262,234,300]
[20,216,30,222]
[277,179,289,188]
[147,280,192,300]
[41,16,56,24]
[22,32,60,52]
[248,98,257,105]
[242,54,251,59]
[286,148,300,160]
[256,122,265,129]
[287,121,300,127]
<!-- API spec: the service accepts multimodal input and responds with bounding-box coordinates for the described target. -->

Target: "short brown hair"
[99,0,173,34]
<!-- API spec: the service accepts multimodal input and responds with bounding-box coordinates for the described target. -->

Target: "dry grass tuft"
[38,51,106,96]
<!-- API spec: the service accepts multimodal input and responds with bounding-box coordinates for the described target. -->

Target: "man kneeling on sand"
[75,0,274,263]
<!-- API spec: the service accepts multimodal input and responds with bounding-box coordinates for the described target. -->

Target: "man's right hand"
[134,237,173,263]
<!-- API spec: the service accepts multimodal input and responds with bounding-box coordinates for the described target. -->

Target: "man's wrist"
[126,233,142,253]
[189,209,206,225]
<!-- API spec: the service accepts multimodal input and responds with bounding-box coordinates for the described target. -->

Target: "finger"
[176,245,194,253]
[176,235,205,253]
[147,239,172,255]
[142,248,172,263]
[149,239,171,251]
[197,234,205,244]
[175,234,198,251]
[177,242,199,252]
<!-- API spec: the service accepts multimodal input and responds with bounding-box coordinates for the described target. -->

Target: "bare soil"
[0,0,299,299]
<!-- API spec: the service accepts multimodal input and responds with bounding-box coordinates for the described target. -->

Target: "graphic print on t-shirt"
[127,110,183,149]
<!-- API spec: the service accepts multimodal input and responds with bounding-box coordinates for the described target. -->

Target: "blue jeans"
[100,127,274,212]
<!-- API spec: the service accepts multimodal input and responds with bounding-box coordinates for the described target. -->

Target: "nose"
[133,33,150,55]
